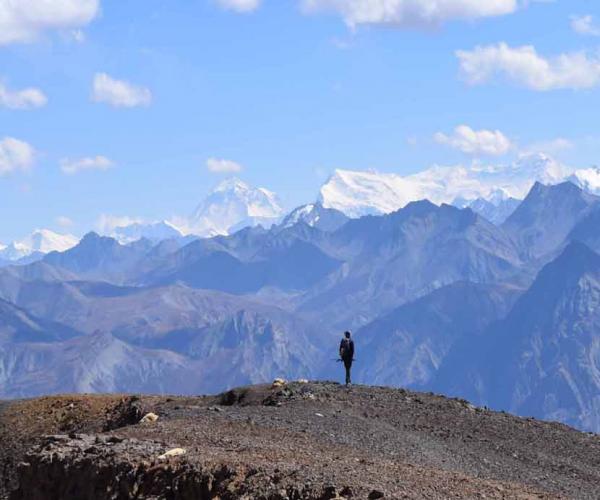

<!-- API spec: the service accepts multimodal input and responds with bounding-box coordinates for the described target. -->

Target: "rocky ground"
[1,382,600,499]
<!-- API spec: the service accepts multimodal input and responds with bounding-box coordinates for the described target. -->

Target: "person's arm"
[339,339,344,358]
[350,340,355,359]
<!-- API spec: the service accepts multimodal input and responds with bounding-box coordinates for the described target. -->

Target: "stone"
[139,412,159,424]
[272,378,287,388]
[158,448,187,460]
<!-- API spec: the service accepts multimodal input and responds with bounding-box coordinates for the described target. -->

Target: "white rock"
[158,448,186,460]
[272,378,287,388]
[140,412,159,424]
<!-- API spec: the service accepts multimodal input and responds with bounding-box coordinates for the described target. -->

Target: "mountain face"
[567,204,600,255]
[0,230,78,262]
[318,154,574,218]
[502,182,600,262]
[280,203,349,232]
[0,330,196,398]
[352,282,521,390]
[454,191,521,225]
[0,298,79,344]
[188,178,284,237]
[141,238,342,294]
[0,284,325,398]
[299,201,522,328]
[43,232,152,284]
[434,242,600,432]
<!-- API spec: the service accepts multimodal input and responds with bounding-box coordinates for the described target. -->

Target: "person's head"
[344,331,351,339]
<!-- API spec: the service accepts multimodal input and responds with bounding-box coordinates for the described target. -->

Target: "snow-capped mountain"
[318,153,572,218]
[280,203,349,232]
[453,189,521,225]
[463,197,521,225]
[0,230,79,262]
[109,221,184,245]
[188,178,285,237]
[568,166,600,195]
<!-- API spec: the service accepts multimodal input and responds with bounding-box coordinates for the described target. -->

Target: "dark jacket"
[339,338,354,362]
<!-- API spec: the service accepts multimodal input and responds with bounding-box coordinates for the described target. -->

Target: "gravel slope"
[2,383,600,499]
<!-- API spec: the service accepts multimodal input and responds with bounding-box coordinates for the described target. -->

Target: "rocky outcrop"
[11,435,352,500]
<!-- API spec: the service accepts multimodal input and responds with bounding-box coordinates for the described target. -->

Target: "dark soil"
[2,382,600,499]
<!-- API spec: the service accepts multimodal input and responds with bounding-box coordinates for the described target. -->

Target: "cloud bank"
[457,43,600,90]
[0,0,99,45]
[435,125,512,156]
[301,0,517,28]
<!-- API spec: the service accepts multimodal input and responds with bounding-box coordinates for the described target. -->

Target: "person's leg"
[344,360,352,385]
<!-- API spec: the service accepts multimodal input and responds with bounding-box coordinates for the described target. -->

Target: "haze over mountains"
[2,155,600,433]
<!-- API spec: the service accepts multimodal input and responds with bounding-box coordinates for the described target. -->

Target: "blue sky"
[1,0,600,241]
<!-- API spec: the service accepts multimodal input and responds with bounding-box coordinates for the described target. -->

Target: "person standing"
[339,331,355,386]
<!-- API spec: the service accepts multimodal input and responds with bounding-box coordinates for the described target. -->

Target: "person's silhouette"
[339,331,355,385]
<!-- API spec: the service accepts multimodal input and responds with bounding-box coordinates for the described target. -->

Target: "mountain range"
[3,159,600,433]
[3,152,600,263]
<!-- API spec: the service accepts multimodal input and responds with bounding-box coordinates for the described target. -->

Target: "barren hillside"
[1,382,599,499]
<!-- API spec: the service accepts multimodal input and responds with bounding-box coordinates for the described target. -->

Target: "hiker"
[339,331,355,385]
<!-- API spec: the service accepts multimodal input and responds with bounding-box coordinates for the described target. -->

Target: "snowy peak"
[568,166,600,195]
[319,169,418,217]
[110,221,183,245]
[463,197,520,225]
[281,203,349,232]
[513,153,567,184]
[317,154,583,219]
[22,229,79,254]
[188,178,285,237]
[207,178,282,218]
[0,230,79,262]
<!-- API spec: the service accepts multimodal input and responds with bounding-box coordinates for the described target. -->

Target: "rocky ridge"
[2,382,599,499]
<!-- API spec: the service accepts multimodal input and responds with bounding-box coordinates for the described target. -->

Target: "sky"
[1,0,600,242]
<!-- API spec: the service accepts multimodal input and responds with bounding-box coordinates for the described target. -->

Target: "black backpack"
[340,338,353,360]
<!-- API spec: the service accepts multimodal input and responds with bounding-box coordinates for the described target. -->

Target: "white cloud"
[456,43,600,91]
[206,157,244,173]
[434,125,512,156]
[56,216,74,228]
[0,0,99,46]
[0,81,47,109]
[92,73,152,108]
[216,0,261,13]
[571,15,600,37]
[0,137,35,175]
[301,0,517,28]
[60,156,114,175]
